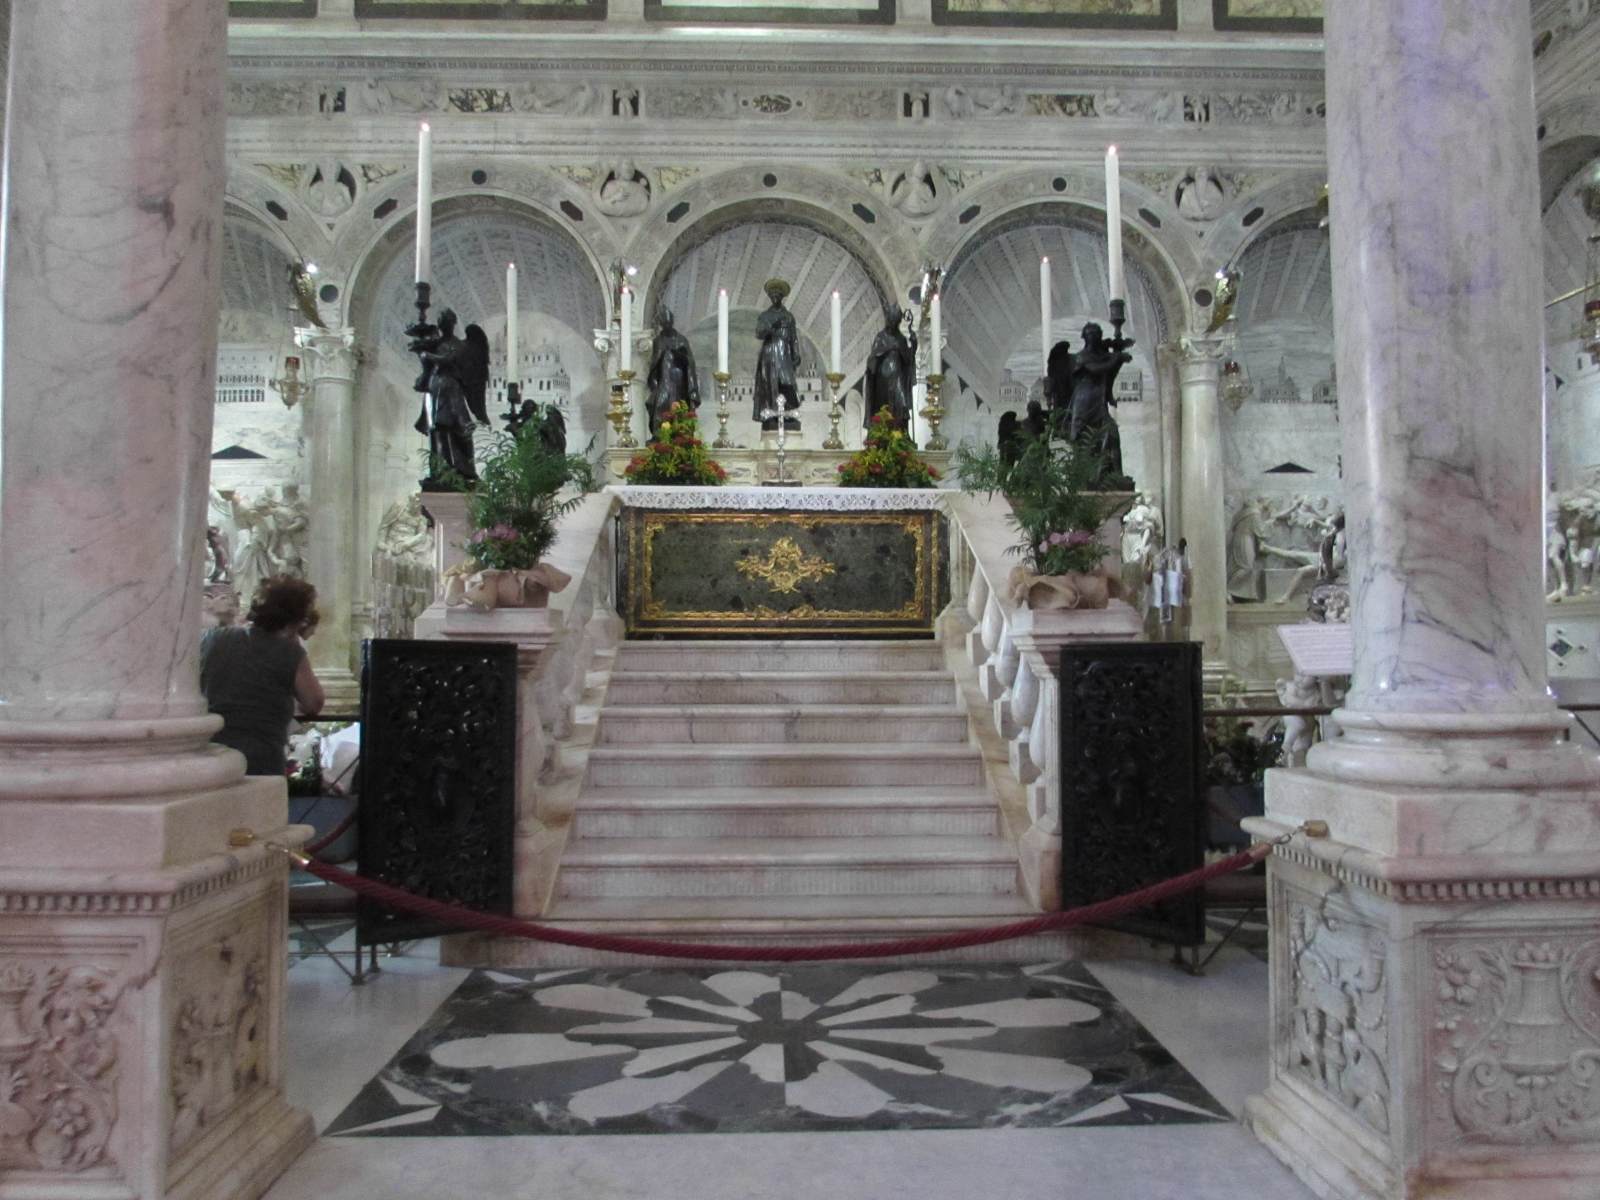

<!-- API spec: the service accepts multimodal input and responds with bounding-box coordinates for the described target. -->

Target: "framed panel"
[230,0,317,14]
[1058,640,1205,947]
[354,0,605,18]
[647,0,893,23]
[933,0,1177,30]
[357,638,518,944]
[1212,0,1321,32]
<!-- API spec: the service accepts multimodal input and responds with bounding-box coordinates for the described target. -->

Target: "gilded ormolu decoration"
[736,537,838,595]
[620,508,945,637]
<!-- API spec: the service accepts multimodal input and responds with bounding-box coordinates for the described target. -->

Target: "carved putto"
[595,161,651,218]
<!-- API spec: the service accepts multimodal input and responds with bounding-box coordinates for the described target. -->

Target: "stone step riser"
[615,646,946,672]
[572,807,999,839]
[556,861,1018,899]
[596,713,970,745]
[585,755,984,788]
[606,678,955,705]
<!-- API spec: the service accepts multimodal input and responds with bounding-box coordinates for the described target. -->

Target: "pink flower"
[1065,530,1096,548]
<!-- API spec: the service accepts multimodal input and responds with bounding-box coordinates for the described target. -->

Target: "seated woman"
[200,575,325,776]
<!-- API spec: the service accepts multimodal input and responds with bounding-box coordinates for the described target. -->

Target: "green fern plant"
[446,425,599,571]
[955,435,1112,575]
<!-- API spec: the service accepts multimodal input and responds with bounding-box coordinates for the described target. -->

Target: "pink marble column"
[0,0,238,797]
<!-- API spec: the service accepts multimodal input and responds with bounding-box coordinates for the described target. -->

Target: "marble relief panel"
[353,0,604,16]
[646,0,893,23]
[1213,0,1321,30]
[934,0,1176,27]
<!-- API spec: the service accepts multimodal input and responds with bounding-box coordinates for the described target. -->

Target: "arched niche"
[937,202,1176,481]
[1223,209,1341,584]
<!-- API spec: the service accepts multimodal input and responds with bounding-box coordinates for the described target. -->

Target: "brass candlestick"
[823,371,845,450]
[712,370,732,449]
[608,369,638,448]
[921,372,948,451]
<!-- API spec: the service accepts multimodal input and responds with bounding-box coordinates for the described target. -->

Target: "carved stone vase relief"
[169,926,269,1156]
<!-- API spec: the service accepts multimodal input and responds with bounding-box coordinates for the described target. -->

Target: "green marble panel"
[230,0,317,14]
[622,509,944,638]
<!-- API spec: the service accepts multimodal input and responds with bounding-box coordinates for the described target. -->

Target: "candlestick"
[1105,145,1125,303]
[713,369,733,449]
[921,373,948,452]
[619,287,633,374]
[506,262,519,391]
[929,293,942,378]
[608,368,637,449]
[830,291,842,375]
[1040,256,1052,375]
[823,371,845,451]
[415,123,432,285]
[717,289,729,374]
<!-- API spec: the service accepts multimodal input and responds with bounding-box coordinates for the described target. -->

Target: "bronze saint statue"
[863,304,917,431]
[410,308,491,487]
[645,306,701,437]
[752,279,800,431]
[1064,321,1135,489]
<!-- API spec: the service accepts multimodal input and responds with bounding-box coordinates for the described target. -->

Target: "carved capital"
[293,326,360,385]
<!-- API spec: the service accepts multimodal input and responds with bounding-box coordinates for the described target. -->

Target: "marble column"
[1177,336,1229,676]
[0,0,312,1194]
[295,327,361,708]
[1246,3,1600,1197]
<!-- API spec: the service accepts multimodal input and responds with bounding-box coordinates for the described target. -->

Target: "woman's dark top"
[199,625,304,776]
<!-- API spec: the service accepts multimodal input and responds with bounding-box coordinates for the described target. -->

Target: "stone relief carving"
[0,962,121,1173]
[1547,476,1600,599]
[373,496,437,639]
[169,932,268,1156]
[1227,495,1341,605]
[940,85,1020,119]
[650,87,741,120]
[1430,937,1600,1147]
[217,486,311,599]
[1174,166,1236,222]
[352,78,445,114]
[595,161,652,218]
[227,80,314,117]
[302,160,358,218]
[512,81,598,116]
[888,160,940,218]
[1285,900,1391,1136]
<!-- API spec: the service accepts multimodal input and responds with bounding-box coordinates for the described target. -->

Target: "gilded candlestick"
[608,368,638,449]
[822,371,845,450]
[921,372,948,451]
[712,370,732,449]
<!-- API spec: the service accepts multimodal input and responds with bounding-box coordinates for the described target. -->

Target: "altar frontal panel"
[621,509,944,638]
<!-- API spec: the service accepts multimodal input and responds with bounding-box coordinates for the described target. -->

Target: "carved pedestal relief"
[1283,898,1391,1136]
[1428,935,1600,1150]
[0,959,124,1174]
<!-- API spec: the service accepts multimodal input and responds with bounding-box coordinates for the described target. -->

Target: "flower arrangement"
[623,402,728,486]
[456,423,599,571]
[836,409,942,488]
[955,433,1112,576]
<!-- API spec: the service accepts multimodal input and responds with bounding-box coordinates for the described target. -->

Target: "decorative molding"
[0,847,288,916]
[610,484,952,511]
[1267,840,1600,904]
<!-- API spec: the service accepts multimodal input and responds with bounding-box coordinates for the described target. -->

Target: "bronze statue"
[752,279,800,431]
[1064,321,1135,488]
[645,306,701,437]
[411,308,491,486]
[863,304,917,431]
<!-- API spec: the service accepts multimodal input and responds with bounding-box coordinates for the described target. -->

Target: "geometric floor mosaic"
[325,962,1229,1137]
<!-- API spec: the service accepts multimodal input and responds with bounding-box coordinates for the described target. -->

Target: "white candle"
[414,122,432,285]
[929,293,942,377]
[1040,256,1051,372]
[619,286,632,374]
[505,263,518,389]
[717,289,729,374]
[1105,145,1125,303]
[830,291,842,375]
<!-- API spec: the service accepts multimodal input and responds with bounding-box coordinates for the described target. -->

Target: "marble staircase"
[531,638,1083,964]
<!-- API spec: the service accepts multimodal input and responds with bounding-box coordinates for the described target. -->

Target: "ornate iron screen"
[357,639,518,944]
[1058,641,1205,946]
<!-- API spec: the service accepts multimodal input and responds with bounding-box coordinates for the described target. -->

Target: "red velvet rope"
[296,842,1270,963]
[302,811,358,859]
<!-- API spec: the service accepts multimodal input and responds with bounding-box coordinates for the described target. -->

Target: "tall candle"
[929,293,942,377]
[1040,256,1051,372]
[1105,145,1125,303]
[717,289,729,374]
[415,122,432,285]
[619,286,633,374]
[830,291,842,375]
[505,263,518,388]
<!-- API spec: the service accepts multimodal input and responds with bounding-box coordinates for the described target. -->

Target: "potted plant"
[622,401,728,485]
[440,423,598,610]
[836,409,941,488]
[955,433,1121,609]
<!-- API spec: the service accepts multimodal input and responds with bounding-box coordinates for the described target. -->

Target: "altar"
[615,485,952,638]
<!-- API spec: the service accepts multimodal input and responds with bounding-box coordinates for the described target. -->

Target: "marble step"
[555,835,1019,899]
[605,670,957,706]
[584,742,985,788]
[615,640,945,673]
[572,786,1000,839]
[596,704,971,746]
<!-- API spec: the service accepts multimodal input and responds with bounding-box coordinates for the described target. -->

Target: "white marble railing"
[942,492,1143,910]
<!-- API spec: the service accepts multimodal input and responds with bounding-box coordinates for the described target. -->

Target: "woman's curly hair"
[247,575,320,635]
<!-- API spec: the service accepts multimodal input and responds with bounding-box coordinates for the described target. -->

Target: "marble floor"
[264,938,1317,1200]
